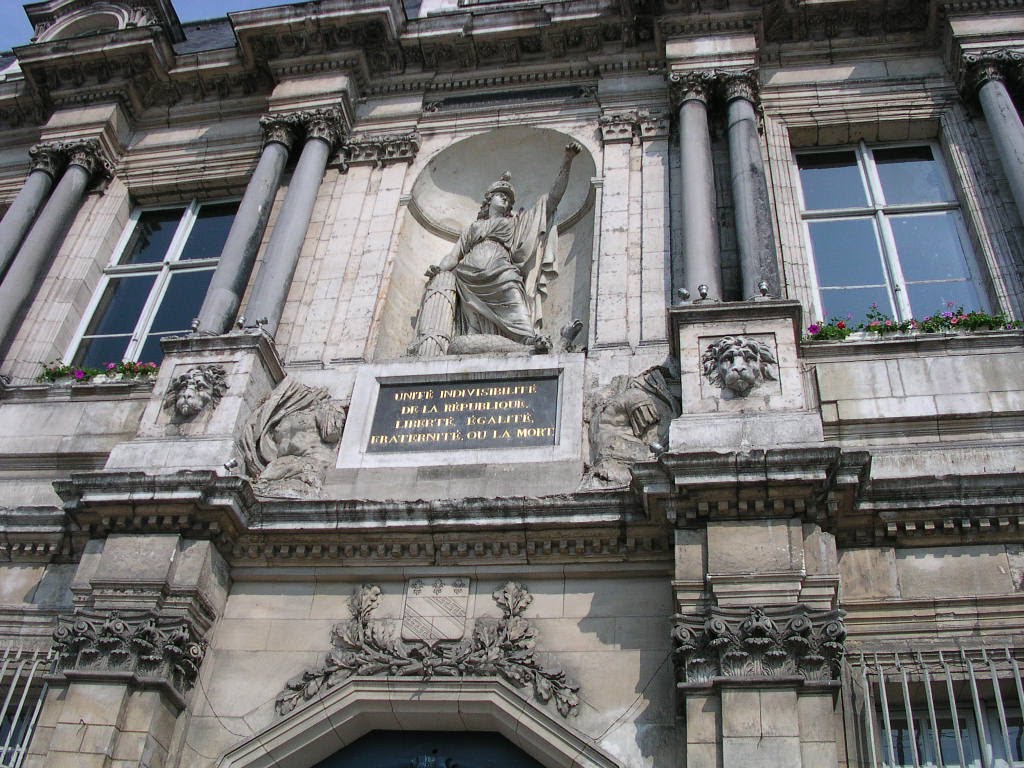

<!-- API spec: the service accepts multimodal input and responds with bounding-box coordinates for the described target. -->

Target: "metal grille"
[848,649,1024,768]
[0,645,53,768]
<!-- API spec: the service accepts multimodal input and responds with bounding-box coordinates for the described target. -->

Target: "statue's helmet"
[485,171,516,206]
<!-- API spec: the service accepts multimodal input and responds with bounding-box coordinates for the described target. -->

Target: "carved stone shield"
[401,577,471,644]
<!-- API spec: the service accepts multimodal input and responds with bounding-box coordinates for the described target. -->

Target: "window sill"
[1,378,156,402]
[800,328,1024,360]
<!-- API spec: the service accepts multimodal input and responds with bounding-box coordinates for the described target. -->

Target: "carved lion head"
[165,365,228,418]
[701,336,777,397]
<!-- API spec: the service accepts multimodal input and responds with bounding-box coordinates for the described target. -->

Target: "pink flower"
[807,323,822,335]
[885,320,893,327]
[106,362,116,370]
[950,317,958,325]
[73,369,85,380]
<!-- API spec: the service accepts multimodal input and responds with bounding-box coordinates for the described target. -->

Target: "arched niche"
[216,678,619,768]
[374,127,596,359]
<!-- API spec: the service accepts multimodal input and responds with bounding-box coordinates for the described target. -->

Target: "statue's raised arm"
[546,142,582,228]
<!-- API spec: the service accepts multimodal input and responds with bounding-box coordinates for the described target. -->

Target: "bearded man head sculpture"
[701,336,778,397]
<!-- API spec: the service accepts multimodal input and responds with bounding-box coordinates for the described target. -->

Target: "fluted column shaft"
[974,65,1024,226]
[242,108,344,338]
[0,141,106,349]
[195,115,298,335]
[725,75,780,299]
[672,72,723,300]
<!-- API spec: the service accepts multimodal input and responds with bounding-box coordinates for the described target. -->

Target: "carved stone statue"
[583,363,681,488]
[701,336,778,397]
[165,365,227,419]
[239,378,346,499]
[412,142,582,356]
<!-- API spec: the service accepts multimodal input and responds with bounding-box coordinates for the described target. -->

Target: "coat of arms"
[401,577,471,644]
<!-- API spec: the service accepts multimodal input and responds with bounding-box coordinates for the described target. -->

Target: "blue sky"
[0,1,304,53]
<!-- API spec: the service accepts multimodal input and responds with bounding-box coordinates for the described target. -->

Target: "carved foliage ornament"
[669,70,760,111]
[164,364,228,419]
[276,582,580,718]
[701,335,778,397]
[52,609,207,695]
[671,606,847,684]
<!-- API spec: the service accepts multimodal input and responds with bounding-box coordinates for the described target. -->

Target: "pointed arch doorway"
[216,679,620,768]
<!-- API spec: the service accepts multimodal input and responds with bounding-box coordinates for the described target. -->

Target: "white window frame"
[66,198,235,365]
[795,140,989,323]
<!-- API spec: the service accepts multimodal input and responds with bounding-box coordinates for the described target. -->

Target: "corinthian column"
[671,71,722,301]
[724,73,780,299]
[963,52,1024,226]
[0,143,67,279]
[242,108,345,339]
[0,140,109,349]
[194,115,300,335]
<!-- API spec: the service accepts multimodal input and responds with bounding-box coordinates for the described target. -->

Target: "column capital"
[51,607,208,709]
[960,49,1024,100]
[723,70,760,105]
[637,108,671,140]
[62,139,114,180]
[341,131,421,169]
[27,141,68,179]
[295,107,347,153]
[669,70,717,107]
[259,113,301,151]
[598,109,639,144]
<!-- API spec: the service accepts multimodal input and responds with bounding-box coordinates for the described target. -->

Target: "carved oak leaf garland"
[276,582,580,717]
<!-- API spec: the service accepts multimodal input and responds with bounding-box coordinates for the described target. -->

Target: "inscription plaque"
[366,374,559,453]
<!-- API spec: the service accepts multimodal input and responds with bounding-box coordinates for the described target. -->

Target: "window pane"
[907,281,983,317]
[797,151,868,210]
[180,201,237,260]
[81,274,158,336]
[120,209,184,264]
[73,335,132,368]
[137,333,175,365]
[148,269,214,333]
[820,286,893,323]
[890,212,971,281]
[808,219,888,287]
[874,145,954,204]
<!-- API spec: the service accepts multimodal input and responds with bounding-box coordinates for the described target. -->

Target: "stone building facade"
[0,0,1023,766]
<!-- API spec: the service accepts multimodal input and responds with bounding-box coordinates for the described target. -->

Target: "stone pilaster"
[194,114,301,335]
[0,139,111,351]
[242,107,347,338]
[670,71,723,302]
[28,533,227,768]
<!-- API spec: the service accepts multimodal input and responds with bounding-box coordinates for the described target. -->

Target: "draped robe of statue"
[450,194,558,344]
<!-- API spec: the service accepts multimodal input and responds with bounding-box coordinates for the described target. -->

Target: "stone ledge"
[800,328,1024,361]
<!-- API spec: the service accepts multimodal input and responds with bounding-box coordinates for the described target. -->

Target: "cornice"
[0,506,68,563]
[845,472,1024,546]
[52,469,671,565]
[634,446,871,527]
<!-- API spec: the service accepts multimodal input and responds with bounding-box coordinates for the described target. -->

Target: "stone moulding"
[51,608,207,708]
[276,581,580,718]
[671,605,847,687]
